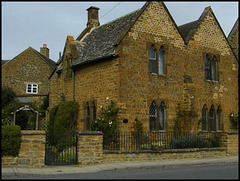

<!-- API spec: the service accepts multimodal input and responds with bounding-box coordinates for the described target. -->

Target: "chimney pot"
[87,6,100,28]
[40,44,49,58]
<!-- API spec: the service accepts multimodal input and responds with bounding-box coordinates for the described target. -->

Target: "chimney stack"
[40,44,49,58]
[87,6,100,28]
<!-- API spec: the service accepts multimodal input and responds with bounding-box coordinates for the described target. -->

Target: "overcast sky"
[1,1,238,62]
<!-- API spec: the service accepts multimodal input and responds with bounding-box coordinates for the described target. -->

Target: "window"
[92,104,96,121]
[86,105,90,130]
[149,45,157,74]
[26,83,38,94]
[158,47,165,75]
[216,106,222,131]
[149,102,157,131]
[202,105,207,131]
[204,55,218,81]
[212,56,217,81]
[209,105,215,131]
[205,55,211,80]
[149,45,166,75]
[85,100,97,131]
[149,101,166,131]
[159,102,165,130]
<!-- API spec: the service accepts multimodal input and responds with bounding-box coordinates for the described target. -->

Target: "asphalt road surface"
[3,163,238,179]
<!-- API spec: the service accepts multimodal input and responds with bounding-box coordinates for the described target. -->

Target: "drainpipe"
[73,70,75,101]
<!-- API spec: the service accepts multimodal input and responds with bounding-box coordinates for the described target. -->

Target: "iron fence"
[45,131,77,165]
[103,131,221,151]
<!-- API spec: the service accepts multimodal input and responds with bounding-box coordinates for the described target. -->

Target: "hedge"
[2,125,21,157]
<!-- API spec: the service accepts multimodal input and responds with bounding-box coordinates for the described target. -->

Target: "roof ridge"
[31,47,56,70]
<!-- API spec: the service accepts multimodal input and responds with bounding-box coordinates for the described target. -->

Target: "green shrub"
[1,87,16,109]
[91,100,119,146]
[48,101,79,152]
[170,135,211,149]
[1,125,21,157]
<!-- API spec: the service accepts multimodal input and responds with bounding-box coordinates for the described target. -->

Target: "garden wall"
[2,131,46,167]
[77,131,237,165]
[1,131,238,167]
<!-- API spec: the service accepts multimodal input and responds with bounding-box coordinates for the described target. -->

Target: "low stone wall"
[1,131,238,167]
[220,132,238,155]
[77,131,103,165]
[103,147,227,163]
[2,131,46,167]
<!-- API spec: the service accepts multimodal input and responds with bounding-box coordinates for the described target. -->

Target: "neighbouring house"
[49,1,238,133]
[2,44,56,129]
[228,18,239,61]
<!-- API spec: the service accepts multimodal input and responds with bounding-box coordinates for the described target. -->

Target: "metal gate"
[45,131,77,165]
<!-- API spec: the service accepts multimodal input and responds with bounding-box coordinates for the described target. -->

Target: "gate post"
[77,131,103,165]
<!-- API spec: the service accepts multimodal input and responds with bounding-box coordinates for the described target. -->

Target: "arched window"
[212,56,217,81]
[202,105,207,131]
[149,45,156,74]
[159,102,165,130]
[149,102,157,131]
[86,105,90,130]
[205,55,211,80]
[158,47,165,75]
[216,106,222,131]
[209,105,215,131]
[92,104,96,122]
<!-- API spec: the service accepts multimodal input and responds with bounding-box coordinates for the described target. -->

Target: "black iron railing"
[45,131,77,165]
[103,131,221,151]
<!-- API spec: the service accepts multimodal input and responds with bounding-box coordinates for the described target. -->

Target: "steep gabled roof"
[178,6,211,43]
[31,47,56,70]
[71,8,143,69]
[72,1,184,69]
[3,47,56,70]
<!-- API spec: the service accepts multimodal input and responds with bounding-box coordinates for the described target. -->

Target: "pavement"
[1,156,238,178]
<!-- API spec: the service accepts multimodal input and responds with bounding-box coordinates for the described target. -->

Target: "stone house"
[49,1,238,133]
[228,18,239,61]
[2,44,56,107]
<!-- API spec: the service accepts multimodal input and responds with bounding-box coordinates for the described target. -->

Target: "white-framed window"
[26,83,38,94]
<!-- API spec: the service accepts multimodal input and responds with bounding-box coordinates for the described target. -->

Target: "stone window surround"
[26,83,38,94]
[147,42,169,76]
[149,99,167,131]
[203,53,220,82]
[201,104,222,132]
[83,100,97,131]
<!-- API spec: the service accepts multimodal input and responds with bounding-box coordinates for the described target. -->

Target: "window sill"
[205,79,218,83]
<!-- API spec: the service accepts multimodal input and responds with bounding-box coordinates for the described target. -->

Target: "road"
[3,163,238,179]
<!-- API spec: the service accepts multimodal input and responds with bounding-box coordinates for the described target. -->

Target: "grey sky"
[1,1,238,62]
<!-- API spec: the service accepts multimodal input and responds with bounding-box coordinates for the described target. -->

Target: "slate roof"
[71,8,143,69]
[178,20,200,43]
[31,47,57,70]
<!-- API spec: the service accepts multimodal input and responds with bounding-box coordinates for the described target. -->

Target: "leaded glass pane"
[159,102,165,130]
[149,102,157,130]
[158,48,165,75]
[149,46,156,73]
[217,106,222,131]
[202,105,207,131]
[86,106,90,130]
[209,105,215,131]
[212,56,217,81]
[205,56,210,80]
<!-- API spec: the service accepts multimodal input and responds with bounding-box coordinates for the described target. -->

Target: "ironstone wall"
[2,131,46,167]
[1,131,238,167]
